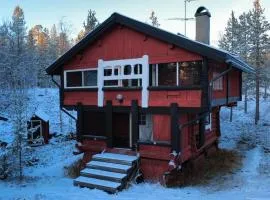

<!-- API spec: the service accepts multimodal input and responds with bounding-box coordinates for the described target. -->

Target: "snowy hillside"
[0,89,270,200]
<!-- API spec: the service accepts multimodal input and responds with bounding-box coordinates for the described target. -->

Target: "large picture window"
[64,69,97,88]
[179,61,201,86]
[158,63,177,86]
[150,61,202,87]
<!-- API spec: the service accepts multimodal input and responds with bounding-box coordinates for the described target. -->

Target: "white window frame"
[64,68,98,89]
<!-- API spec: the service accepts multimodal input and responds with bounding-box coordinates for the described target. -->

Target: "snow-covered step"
[92,153,138,166]
[74,176,121,193]
[80,168,127,182]
[87,160,131,174]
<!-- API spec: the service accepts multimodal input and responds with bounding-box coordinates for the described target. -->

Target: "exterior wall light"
[116,94,124,103]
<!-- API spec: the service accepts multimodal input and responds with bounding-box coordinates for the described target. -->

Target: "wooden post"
[216,108,221,137]
[105,101,113,148]
[170,103,180,153]
[230,107,233,122]
[199,115,205,147]
[201,58,209,110]
[76,102,83,142]
[131,100,139,150]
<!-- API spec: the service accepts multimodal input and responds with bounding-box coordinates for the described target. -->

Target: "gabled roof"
[46,12,255,75]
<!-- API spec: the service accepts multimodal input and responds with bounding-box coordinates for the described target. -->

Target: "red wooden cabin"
[46,7,254,185]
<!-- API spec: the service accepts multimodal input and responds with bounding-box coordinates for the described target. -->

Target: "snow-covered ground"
[0,88,270,200]
[0,88,76,144]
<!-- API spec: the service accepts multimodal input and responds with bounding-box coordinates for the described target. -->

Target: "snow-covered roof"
[33,109,50,122]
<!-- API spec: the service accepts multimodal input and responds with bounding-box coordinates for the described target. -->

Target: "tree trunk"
[255,73,260,125]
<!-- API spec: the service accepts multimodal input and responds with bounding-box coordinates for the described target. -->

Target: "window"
[158,63,177,86]
[150,61,202,87]
[66,71,82,87]
[104,68,112,76]
[213,72,223,90]
[65,69,97,88]
[139,114,146,125]
[84,70,97,86]
[124,65,132,75]
[179,61,201,86]
[134,64,142,75]
[104,80,119,87]
[103,64,142,88]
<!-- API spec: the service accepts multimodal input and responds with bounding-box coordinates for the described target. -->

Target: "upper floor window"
[158,63,177,86]
[150,61,202,87]
[179,61,201,86]
[213,72,223,90]
[64,69,97,88]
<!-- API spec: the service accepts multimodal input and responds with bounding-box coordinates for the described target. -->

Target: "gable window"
[213,72,223,90]
[64,68,97,88]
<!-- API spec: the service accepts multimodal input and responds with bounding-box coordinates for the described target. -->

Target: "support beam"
[201,58,209,109]
[131,100,139,150]
[76,102,83,142]
[105,100,113,148]
[170,103,180,153]
[199,114,205,147]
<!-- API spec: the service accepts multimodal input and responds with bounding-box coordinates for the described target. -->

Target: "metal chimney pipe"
[195,7,211,45]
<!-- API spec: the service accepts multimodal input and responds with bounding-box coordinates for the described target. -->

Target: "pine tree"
[218,11,240,54]
[149,11,160,27]
[83,10,99,35]
[247,0,270,124]
[238,12,252,113]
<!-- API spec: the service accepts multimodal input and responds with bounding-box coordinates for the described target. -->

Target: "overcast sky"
[1,0,270,46]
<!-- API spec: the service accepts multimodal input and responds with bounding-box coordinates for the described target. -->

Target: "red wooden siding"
[229,69,240,97]
[210,62,228,99]
[149,90,202,107]
[152,115,171,142]
[63,25,202,70]
[104,91,141,106]
[64,91,97,106]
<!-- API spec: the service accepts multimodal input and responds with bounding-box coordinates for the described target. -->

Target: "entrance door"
[112,113,130,148]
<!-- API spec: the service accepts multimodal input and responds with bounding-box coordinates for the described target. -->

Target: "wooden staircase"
[74,152,140,193]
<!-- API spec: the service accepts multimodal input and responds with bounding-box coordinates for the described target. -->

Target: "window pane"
[104,68,112,76]
[84,70,97,86]
[122,79,141,87]
[66,71,82,87]
[179,61,201,86]
[158,63,177,86]
[104,80,118,86]
[134,64,142,74]
[124,65,132,75]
